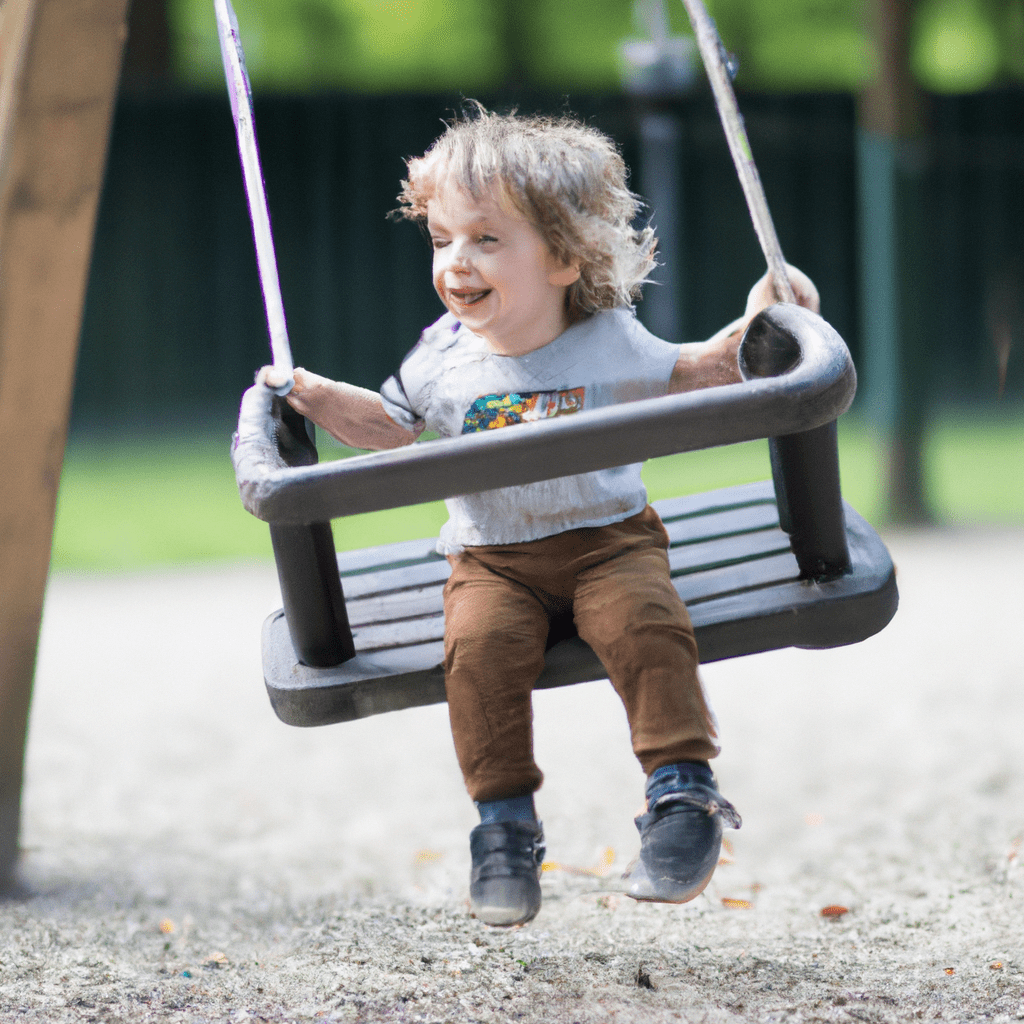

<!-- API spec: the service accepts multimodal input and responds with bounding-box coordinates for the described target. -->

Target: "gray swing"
[223,0,898,728]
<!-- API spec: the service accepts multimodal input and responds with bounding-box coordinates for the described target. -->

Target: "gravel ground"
[2,528,1023,1023]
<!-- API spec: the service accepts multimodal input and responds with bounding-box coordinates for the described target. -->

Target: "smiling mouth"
[448,288,491,307]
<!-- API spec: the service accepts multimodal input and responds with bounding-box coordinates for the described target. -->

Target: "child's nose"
[446,237,473,267]
[446,249,471,274]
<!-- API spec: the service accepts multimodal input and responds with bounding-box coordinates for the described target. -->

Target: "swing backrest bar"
[233,304,856,670]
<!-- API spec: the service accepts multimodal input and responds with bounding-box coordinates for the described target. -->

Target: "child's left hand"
[743,263,820,322]
[667,264,821,394]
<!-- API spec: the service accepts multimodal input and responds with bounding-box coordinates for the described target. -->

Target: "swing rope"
[216,0,795,385]
[214,0,295,395]
[679,0,797,305]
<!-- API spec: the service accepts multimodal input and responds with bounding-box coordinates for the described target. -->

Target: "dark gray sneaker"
[469,820,545,926]
[625,762,741,904]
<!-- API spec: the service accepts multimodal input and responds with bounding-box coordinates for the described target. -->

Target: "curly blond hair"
[395,103,656,320]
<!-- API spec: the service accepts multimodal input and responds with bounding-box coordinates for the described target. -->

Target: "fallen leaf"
[545,863,594,877]
[721,898,753,910]
[990,962,1003,970]
[413,849,444,864]
[944,967,955,975]
[159,919,175,934]
[820,905,849,918]
[542,848,616,877]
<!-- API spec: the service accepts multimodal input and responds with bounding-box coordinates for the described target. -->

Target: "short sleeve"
[380,371,424,432]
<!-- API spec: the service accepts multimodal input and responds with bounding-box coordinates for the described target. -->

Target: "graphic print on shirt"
[461,388,586,433]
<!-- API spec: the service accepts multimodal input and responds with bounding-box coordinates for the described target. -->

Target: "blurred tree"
[121,0,173,95]
[1002,0,1024,78]
[719,0,873,91]
[527,0,635,88]
[163,0,1024,94]
[490,0,531,89]
[169,0,502,92]
[912,0,1001,92]
[857,0,933,523]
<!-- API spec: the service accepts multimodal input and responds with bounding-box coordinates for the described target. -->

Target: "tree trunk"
[857,0,933,523]
[120,0,172,95]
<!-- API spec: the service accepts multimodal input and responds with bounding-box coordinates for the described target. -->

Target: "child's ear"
[548,262,581,288]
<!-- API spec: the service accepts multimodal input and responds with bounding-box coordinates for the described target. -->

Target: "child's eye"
[430,237,450,250]
[477,234,498,244]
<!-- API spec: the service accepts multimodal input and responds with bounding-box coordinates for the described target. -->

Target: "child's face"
[426,183,580,356]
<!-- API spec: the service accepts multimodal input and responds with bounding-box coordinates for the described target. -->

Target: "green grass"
[51,413,1024,572]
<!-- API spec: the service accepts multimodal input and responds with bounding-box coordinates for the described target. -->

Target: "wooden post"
[0,0,129,887]
[857,0,933,522]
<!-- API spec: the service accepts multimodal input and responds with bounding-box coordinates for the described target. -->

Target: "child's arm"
[258,366,423,450]
[668,264,820,394]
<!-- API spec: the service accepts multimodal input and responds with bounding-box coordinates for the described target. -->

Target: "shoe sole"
[471,904,540,927]
[623,860,717,904]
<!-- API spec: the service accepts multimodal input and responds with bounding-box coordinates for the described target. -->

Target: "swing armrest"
[232,304,854,526]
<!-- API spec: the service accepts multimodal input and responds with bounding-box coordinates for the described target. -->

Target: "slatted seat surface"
[263,480,897,727]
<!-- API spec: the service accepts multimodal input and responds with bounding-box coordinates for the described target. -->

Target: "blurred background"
[55,0,1024,570]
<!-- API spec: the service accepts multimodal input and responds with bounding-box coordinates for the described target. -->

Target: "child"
[260,105,819,927]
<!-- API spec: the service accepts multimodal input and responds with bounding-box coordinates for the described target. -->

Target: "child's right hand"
[253,365,422,450]
[256,366,336,423]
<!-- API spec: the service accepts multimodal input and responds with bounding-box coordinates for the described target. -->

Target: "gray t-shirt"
[380,307,679,553]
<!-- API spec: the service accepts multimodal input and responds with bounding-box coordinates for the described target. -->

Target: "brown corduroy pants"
[442,505,721,802]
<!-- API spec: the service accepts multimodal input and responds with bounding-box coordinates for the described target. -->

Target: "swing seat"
[233,305,898,728]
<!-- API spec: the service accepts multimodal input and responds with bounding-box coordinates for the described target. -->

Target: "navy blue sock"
[476,794,538,825]
[645,761,715,809]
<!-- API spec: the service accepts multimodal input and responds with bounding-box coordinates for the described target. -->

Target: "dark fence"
[73,89,1024,431]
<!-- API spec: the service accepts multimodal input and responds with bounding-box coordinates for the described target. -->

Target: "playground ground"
[2,527,1022,1022]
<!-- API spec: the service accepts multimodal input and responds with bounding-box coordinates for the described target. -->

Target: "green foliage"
[526,0,636,89]
[912,0,1002,93]
[175,0,503,92]
[173,0,1024,95]
[701,0,873,91]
